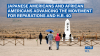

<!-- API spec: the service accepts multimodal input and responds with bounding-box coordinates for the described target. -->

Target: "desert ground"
[0,39,100,56]
[0,16,100,38]
[0,16,100,56]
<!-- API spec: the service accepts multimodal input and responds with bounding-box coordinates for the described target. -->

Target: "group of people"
[39,31,72,50]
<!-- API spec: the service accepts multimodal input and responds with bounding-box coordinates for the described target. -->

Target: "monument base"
[62,37,74,41]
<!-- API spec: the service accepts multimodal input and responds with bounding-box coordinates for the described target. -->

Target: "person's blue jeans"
[46,40,48,44]
[56,41,59,49]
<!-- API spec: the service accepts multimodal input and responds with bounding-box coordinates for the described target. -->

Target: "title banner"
[7,4,84,8]
[7,4,93,18]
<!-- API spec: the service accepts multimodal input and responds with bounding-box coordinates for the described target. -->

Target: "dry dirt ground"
[0,39,100,56]
[0,16,100,38]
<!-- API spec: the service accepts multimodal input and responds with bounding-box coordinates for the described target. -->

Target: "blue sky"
[29,0,87,3]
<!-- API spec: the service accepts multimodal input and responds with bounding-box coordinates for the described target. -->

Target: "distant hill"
[0,0,100,17]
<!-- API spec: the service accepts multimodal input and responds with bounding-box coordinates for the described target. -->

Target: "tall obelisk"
[65,19,70,40]
[63,19,73,41]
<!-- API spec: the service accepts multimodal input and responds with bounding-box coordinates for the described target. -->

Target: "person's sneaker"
[56,49,58,50]
[49,47,50,50]
[56,48,59,50]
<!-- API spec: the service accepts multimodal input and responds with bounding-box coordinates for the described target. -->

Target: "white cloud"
[28,0,87,4]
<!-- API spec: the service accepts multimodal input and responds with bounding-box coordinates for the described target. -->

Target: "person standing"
[45,34,48,44]
[47,31,54,50]
[69,34,72,43]
[39,33,43,45]
[59,33,61,39]
[55,33,60,50]
[63,32,66,43]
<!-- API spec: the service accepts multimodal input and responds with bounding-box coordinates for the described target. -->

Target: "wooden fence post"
[84,36,86,41]
[30,34,31,39]
[15,38,16,46]
[82,33,83,37]
[82,33,85,41]
[3,36,5,46]
[96,33,97,40]
[78,36,80,42]
[37,37,38,46]
[91,40,93,46]
[80,40,81,46]
[23,38,24,46]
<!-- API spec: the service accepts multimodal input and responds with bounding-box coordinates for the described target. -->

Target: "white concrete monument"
[62,19,73,41]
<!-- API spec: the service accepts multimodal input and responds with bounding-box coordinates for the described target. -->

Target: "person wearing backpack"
[45,34,48,44]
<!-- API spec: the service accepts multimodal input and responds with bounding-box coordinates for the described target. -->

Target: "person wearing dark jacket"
[39,33,43,45]
[45,34,48,44]
[69,34,72,43]
[59,33,61,39]
[63,32,66,42]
